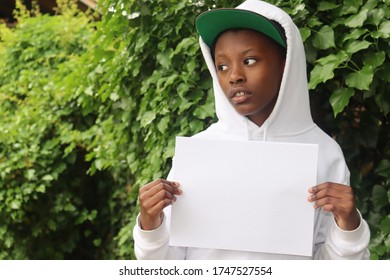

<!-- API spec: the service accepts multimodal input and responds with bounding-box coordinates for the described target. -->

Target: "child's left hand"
[308,182,360,231]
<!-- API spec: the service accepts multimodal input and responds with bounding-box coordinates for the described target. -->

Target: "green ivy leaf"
[345,40,371,54]
[42,174,54,181]
[36,184,46,193]
[84,85,94,96]
[135,33,149,52]
[299,27,310,42]
[64,202,76,212]
[341,0,363,15]
[4,236,14,248]
[109,92,119,101]
[345,66,374,90]
[140,111,156,127]
[363,51,385,70]
[329,88,354,116]
[157,117,169,133]
[342,28,368,42]
[94,159,103,170]
[309,65,331,89]
[189,119,205,132]
[174,37,197,54]
[362,0,380,11]
[26,169,36,180]
[372,21,390,38]
[317,2,339,11]
[377,159,390,178]
[317,51,349,65]
[193,107,209,120]
[313,25,335,50]
[345,9,369,27]
[368,8,385,26]
[308,52,349,89]
[186,59,196,73]
[378,20,390,38]
[93,238,102,247]
[10,200,21,210]
[372,185,388,209]
[156,51,171,68]
[375,91,390,116]
[307,16,322,28]
[381,216,390,235]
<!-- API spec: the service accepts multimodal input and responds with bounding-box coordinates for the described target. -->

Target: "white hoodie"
[133,0,370,259]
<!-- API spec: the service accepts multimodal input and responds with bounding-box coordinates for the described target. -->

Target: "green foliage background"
[0,0,388,259]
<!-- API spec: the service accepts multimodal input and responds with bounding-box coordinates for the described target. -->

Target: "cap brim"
[196,8,286,49]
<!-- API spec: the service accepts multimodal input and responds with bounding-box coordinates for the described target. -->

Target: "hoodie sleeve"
[314,209,370,260]
[310,131,371,260]
[133,211,186,260]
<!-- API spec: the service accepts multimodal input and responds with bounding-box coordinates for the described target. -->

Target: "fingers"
[307,182,360,230]
[308,182,353,195]
[140,179,182,206]
[143,179,182,197]
[308,182,354,206]
[142,178,181,194]
[138,179,182,230]
[308,183,354,207]
[141,188,176,214]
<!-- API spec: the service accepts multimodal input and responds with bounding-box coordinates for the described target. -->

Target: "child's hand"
[139,179,182,230]
[308,182,360,231]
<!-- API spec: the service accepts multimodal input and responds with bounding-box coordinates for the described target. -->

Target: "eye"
[217,64,229,72]
[244,57,257,66]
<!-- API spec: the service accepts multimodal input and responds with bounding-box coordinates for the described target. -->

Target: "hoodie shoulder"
[310,126,350,184]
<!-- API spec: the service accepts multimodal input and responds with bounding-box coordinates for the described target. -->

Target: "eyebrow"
[214,48,261,60]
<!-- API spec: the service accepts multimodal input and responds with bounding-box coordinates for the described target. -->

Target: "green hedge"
[0,0,388,259]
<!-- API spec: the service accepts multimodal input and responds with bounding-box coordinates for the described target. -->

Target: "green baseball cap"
[196,8,286,49]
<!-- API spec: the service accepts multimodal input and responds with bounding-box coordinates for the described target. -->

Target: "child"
[133,0,370,259]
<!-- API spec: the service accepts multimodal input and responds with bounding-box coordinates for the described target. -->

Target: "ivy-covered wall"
[0,0,388,259]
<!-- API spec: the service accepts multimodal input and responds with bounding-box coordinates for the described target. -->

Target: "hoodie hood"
[198,0,315,140]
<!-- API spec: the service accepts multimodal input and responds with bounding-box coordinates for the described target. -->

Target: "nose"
[229,65,245,85]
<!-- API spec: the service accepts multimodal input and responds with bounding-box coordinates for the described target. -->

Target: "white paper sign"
[170,136,318,257]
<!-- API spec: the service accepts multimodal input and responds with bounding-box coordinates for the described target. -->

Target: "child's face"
[213,29,285,126]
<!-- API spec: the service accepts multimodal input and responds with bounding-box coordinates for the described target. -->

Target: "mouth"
[234,91,246,97]
[230,89,251,104]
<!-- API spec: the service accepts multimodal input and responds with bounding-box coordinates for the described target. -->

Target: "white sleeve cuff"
[134,213,170,245]
[332,210,369,242]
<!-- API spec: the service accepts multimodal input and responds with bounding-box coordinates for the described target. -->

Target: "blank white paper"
[170,136,318,257]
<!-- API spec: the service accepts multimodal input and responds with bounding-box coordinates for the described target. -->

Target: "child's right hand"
[138,179,182,230]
